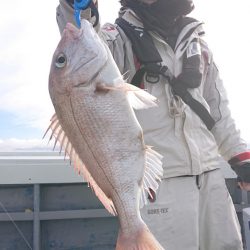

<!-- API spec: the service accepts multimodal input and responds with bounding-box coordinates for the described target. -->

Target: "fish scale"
[70,97,133,172]
[47,19,165,250]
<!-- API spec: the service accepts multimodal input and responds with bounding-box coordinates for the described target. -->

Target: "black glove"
[66,0,74,6]
[229,162,250,183]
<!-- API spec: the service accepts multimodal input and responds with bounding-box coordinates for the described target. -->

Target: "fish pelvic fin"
[140,146,164,208]
[44,113,117,216]
[116,224,164,250]
[95,81,158,110]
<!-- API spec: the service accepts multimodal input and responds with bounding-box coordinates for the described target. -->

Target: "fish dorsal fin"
[96,81,158,110]
[44,114,117,216]
[140,146,164,208]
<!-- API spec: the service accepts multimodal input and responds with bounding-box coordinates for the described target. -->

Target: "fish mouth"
[64,22,81,39]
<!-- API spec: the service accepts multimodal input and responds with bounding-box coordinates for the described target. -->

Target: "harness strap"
[116,18,162,64]
[131,64,169,87]
[170,78,215,130]
[116,17,215,130]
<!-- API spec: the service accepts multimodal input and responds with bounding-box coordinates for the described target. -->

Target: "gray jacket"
[56,0,248,178]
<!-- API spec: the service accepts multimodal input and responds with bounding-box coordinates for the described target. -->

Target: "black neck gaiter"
[125,0,194,42]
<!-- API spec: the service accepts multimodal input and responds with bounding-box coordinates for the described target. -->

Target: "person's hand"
[230,162,250,192]
[238,181,250,191]
[148,188,156,202]
[228,153,250,192]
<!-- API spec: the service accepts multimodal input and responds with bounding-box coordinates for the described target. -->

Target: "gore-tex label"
[147,207,169,215]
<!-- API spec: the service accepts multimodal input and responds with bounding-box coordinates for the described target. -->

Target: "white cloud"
[0,138,53,152]
[0,0,249,148]
[0,0,120,132]
[0,1,59,130]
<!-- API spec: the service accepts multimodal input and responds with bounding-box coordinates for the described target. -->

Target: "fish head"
[49,19,108,96]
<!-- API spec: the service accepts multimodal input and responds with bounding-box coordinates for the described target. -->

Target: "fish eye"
[55,53,67,68]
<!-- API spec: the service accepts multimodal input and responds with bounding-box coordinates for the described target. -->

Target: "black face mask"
[149,0,194,19]
[126,0,194,39]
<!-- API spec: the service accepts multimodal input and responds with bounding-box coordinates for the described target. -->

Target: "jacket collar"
[119,8,204,49]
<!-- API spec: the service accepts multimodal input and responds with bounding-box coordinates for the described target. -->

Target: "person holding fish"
[53,0,250,249]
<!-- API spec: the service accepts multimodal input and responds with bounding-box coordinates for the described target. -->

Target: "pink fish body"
[47,19,164,250]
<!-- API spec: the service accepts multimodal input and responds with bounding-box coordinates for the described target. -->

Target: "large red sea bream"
[46,19,164,250]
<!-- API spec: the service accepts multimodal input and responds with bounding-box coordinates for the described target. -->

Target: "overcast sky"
[0,0,250,151]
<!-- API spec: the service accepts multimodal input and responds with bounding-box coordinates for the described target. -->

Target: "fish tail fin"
[116,225,164,250]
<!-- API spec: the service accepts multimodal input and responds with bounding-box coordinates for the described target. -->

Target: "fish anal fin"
[44,114,117,216]
[140,146,163,208]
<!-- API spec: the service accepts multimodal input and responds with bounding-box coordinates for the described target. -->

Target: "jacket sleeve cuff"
[228,152,250,166]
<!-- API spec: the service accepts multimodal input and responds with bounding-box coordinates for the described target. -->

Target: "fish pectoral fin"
[123,83,158,110]
[140,146,164,208]
[44,114,117,216]
[95,82,158,110]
